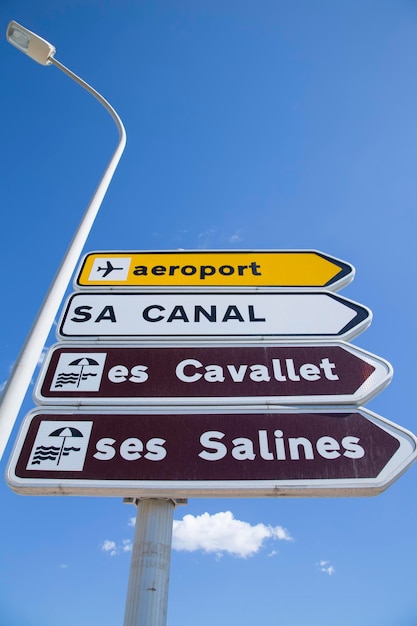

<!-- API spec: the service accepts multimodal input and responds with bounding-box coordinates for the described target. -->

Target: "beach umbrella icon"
[49,426,83,466]
[68,357,100,387]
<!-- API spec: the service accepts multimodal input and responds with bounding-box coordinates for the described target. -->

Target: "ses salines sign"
[7,407,416,497]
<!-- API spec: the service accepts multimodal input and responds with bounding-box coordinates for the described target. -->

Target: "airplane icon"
[97,261,124,277]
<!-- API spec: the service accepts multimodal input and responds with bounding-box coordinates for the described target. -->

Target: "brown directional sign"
[35,342,392,406]
[7,407,417,497]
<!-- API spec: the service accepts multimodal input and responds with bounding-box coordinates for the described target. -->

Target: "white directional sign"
[57,291,371,341]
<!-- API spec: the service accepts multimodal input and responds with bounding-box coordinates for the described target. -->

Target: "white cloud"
[318,560,335,576]
[101,539,118,556]
[107,511,292,559]
[0,347,47,393]
[229,230,244,243]
[122,539,132,552]
[197,229,216,248]
[38,345,49,366]
[172,511,292,558]
[1,359,16,391]
[198,228,215,239]
[4,345,52,391]
[101,538,132,556]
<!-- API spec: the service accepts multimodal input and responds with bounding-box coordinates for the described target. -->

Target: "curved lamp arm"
[0,21,126,460]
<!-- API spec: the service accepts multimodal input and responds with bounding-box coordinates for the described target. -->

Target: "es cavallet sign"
[75,250,354,290]
[35,342,392,407]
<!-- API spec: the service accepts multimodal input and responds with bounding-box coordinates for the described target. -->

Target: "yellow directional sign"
[76,250,354,290]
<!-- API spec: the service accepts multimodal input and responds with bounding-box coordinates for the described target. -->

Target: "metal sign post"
[123,499,177,626]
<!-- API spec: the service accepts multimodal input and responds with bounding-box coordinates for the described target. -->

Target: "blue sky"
[1,1,417,625]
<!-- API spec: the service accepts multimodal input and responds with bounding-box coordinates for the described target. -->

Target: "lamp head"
[6,21,55,65]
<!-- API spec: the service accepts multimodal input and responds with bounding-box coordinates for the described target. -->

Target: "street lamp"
[6,21,56,64]
[0,21,126,460]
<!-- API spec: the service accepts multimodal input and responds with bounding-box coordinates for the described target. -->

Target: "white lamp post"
[0,21,126,460]
[5,25,175,626]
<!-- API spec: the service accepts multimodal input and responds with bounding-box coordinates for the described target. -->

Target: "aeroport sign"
[75,250,354,290]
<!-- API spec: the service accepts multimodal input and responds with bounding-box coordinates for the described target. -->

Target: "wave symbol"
[54,373,79,388]
[31,445,82,466]
[54,371,98,388]
[62,446,81,456]
[31,445,60,464]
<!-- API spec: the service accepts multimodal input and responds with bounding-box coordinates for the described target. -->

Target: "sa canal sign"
[57,291,371,341]
[75,250,354,290]
[7,407,417,497]
[35,342,392,406]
